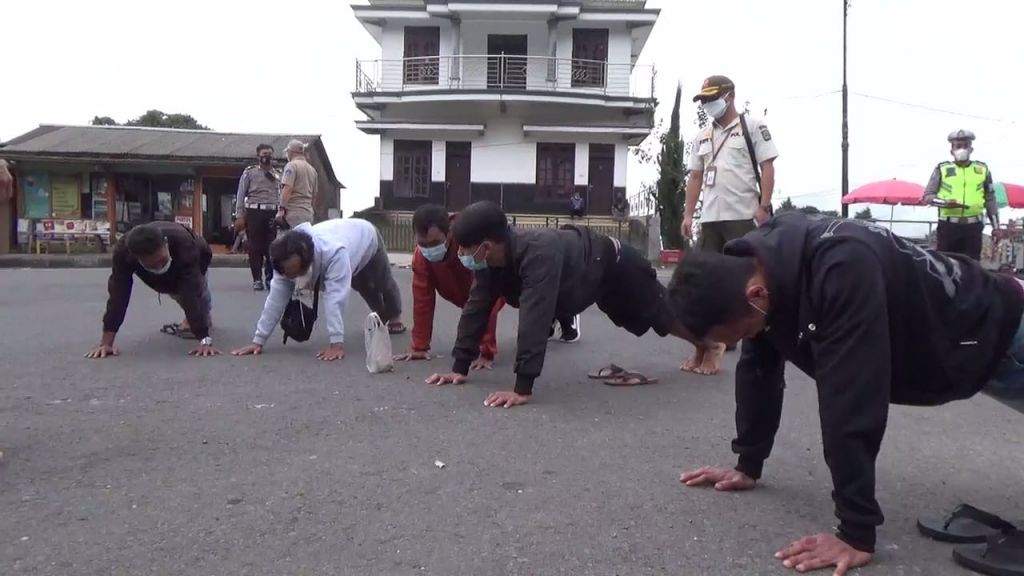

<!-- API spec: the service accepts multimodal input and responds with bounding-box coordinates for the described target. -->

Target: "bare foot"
[680,347,704,372]
[694,343,726,375]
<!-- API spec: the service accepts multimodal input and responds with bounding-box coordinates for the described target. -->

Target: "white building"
[351,0,659,215]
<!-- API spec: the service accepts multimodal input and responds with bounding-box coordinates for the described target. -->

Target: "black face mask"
[259,156,272,166]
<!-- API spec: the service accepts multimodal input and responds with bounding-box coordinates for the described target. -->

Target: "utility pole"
[841,0,850,217]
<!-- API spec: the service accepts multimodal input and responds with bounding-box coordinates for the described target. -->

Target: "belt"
[245,202,278,211]
[940,215,982,224]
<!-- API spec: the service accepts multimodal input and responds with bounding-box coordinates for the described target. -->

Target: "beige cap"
[285,139,306,154]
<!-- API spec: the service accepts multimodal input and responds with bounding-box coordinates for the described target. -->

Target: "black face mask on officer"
[259,154,272,167]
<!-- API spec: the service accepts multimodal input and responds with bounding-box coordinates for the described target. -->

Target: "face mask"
[259,156,272,166]
[953,148,971,162]
[459,246,487,271]
[419,242,448,263]
[294,265,314,289]
[143,257,172,275]
[702,98,728,120]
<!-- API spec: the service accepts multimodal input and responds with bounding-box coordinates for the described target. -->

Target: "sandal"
[588,364,629,380]
[388,323,408,335]
[159,323,197,340]
[603,372,659,387]
[953,530,1024,576]
[919,504,1020,544]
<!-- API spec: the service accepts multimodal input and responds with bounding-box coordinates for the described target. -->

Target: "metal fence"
[369,212,648,254]
[356,55,655,100]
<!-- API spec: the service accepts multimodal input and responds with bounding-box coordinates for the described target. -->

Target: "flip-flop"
[953,530,1024,576]
[159,323,197,340]
[388,324,408,335]
[919,504,1020,544]
[160,324,178,336]
[588,364,629,380]
[603,372,659,387]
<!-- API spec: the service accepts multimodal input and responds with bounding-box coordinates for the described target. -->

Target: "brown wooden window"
[536,143,575,199]
[394,140,432,198]
[572,29,609,88]
[404,26,440,86]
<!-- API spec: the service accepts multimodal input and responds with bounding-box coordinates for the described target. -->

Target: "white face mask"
[952,148,971,162]
[702,97,728,120]
[143,257,172,275]
[294,265,314,289]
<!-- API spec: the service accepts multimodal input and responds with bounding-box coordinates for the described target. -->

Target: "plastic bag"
[364,312,394,373]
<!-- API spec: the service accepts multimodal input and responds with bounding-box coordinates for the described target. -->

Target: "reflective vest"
[937,161,987,218]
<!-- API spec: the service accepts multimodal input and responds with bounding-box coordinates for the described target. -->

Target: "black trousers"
[699,219,757,254]
[936,220,984,261]
[245,208,276,282]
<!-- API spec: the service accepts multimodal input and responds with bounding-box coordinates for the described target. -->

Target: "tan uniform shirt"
[281,158,318,226]
[688,114,779,223]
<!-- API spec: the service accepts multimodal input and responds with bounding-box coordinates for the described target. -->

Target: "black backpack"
[280,278,321,344]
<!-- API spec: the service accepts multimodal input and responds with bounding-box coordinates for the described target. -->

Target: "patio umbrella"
[842,179,924,205]
[993,182,1024,208]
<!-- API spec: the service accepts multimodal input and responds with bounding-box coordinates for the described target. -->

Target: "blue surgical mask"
[419,242,448,263]
[702,97,728,120]
[459,245,488,271]
[143,257,172,275]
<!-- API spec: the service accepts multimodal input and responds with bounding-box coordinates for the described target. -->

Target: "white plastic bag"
[364,312,394,373]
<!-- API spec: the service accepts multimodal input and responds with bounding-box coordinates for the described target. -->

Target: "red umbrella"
[842,179,924,205]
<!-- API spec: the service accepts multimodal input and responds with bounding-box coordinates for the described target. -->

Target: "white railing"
[355,54,655,99]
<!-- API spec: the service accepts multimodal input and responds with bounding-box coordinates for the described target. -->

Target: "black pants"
[246,208,276,282]
[595,240,674,338]
[936,220,984,261]
[699,219,757,254]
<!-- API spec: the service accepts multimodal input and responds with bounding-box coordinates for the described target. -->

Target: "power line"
[852,92,1020,124]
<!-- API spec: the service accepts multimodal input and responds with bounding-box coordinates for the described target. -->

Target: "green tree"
[778,196,796,213]
[90,110,211,130]
[854,207,874,220]
[654,84,686,249]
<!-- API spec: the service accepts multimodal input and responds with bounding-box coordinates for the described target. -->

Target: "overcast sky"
[3,0,1022,235]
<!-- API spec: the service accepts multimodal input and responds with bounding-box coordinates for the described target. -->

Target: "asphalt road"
[0,268,1021,576]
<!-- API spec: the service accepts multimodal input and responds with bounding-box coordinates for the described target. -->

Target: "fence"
[364,211,649,255]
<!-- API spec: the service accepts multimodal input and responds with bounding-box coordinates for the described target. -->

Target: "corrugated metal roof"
[0,124,343,188]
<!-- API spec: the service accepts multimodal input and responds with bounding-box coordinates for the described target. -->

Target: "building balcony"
[354,54,655,102]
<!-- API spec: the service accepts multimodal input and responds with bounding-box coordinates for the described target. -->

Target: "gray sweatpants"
[352,232,402,323]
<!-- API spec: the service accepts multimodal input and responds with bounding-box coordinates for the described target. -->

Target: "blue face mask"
[459,245,488,271]
[419,242,448,263]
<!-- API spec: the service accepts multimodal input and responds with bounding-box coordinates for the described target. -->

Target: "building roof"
[0,124,344,189]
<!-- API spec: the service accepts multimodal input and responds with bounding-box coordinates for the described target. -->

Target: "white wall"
[432,140,446,182]
[380,137,394,181]
[575,142,589,186]
[614,143,628,188]
[471,118,535,183]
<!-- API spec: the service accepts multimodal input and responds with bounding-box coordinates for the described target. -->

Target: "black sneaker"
[558,315,582,343]
[253,280,265,291]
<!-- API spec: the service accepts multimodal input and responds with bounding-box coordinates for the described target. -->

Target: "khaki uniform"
[281,158,318,228]
[687,114,778,252]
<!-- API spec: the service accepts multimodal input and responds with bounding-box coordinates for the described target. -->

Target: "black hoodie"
[725,212,1022,552]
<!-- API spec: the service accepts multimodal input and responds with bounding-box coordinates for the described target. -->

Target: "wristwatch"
[200,337,213,346]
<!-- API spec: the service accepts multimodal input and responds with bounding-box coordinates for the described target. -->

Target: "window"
[572,29,609,88]
[394,140,432,198]
[404,27,440,86]
[536,143,575,199]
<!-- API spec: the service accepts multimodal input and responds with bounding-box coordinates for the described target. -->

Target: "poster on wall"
[22,172,51,219]
[175,215,193,228]
[91,175,108,221]
[50,175,81,218]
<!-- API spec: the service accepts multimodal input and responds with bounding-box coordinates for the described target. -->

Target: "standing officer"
[234,144,281,291]
[277,139,318,231]
[922,129,998,261]
[680,74,779,374]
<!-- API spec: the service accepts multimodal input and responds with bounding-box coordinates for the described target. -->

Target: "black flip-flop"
[603,372,659,387]
[953,530,1024,576]
[919,504,1020,544]
[388,324,408,335]
[588,364,629,380]
[159,323,197,340]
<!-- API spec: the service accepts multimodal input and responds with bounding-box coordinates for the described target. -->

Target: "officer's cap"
[693,75,735,102]
[947,129,976,143]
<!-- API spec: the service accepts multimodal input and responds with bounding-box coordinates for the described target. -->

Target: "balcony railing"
[355,54,655,100]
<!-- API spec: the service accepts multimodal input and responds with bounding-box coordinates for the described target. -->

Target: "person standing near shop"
[234,144,281,290]
[276,139,318,230]
[0,159,12,255]
[680,75,779,374]
[922,129,998,261]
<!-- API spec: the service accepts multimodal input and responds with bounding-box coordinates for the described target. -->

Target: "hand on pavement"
[84,344,119,359]
[316,343,346,362]
[394,350,430,362]
[425,372,467,386]
[775,533,873,576]
[188,344,222,357]
[484,390,530,408]
[470,357,494,370]
[231,343,263,356]
[679,466,756,491]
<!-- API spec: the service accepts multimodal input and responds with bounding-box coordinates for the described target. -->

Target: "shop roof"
[1,124,344,189]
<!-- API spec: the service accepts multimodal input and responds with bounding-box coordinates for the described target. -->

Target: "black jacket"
[451,226,612,394]
[103,222,213,339]
[726,212,1022,553]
